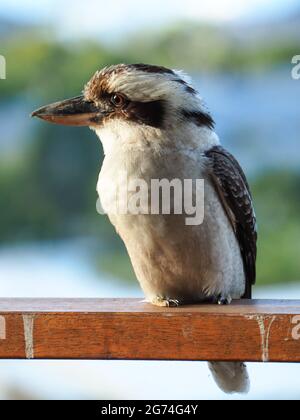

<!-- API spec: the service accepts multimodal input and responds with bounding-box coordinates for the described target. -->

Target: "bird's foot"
[151,297,180,307]
[216,294,232,305]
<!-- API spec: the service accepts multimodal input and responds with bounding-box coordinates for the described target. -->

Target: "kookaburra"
[32,64,257,394]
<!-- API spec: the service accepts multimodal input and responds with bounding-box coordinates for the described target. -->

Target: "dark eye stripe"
[125,100,166,129]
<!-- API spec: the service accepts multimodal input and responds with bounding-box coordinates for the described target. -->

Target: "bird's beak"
[31,95,102,127]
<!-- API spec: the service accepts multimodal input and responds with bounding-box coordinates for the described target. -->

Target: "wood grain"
[0,299,299,362]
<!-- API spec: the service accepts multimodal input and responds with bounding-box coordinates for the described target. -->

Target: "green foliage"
[99,251,136,284]
[0,35,123,100]
[0,126,104,241]
[121,21,299,72]
[252,171,300,285]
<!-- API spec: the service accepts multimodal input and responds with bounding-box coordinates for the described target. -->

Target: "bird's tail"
[208,362,250,394]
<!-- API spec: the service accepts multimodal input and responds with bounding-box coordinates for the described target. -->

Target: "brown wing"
[205,146,257,299]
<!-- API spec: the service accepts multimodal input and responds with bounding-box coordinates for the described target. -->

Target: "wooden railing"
[0,299,299,362]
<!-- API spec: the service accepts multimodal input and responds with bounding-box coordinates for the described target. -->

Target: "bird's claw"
[217,294,232,305]
[152,297,180,307]
[168,299,180,307]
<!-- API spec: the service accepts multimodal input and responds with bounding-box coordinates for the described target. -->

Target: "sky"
[0,0,299,40]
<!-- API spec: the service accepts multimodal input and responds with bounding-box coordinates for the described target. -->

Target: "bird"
[32,63,257,394]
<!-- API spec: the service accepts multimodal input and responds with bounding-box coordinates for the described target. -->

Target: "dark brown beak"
[31,95,102,127]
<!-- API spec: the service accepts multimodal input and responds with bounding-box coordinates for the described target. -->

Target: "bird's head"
[32,64,214,149]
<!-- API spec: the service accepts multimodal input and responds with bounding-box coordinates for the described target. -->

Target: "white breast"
[96,124,245,302]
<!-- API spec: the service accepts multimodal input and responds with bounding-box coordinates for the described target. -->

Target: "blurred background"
[0,0,300,400]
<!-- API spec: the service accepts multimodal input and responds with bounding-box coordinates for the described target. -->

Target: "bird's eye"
[111,93,126,107]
